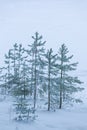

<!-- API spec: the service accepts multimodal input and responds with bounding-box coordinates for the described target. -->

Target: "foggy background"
[0,0,87,73]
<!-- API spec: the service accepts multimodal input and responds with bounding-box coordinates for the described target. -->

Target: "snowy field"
[0,97,87,130]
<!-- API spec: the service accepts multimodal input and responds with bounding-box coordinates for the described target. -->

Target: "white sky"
[0,0,87,71]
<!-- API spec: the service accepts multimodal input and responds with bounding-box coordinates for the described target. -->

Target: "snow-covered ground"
[0,97,87,130]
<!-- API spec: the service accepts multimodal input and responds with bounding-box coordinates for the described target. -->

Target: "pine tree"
[4,43,21,89]
[4,49,13,93]
[11,44,29,120]
[45,48,58,111]
[26,32,46,109]
[4,43,31,120]
[57,44,83,109]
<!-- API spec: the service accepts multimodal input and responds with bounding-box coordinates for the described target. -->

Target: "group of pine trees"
[0,32,83,121]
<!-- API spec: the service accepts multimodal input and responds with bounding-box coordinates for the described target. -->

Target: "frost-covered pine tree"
[11,44,29,120]
[13,59,36,121]
[4,49,13,93]
[57,44,83,109]
[4,43,30,120]
[4,43,21,87]
[26,32,46,109]
[45,48,58,111]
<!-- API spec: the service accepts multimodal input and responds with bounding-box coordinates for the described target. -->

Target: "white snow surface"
[0,98,87,130]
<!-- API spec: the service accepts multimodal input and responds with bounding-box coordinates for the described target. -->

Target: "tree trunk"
[59,63,63,109]
[48,53,51,111]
